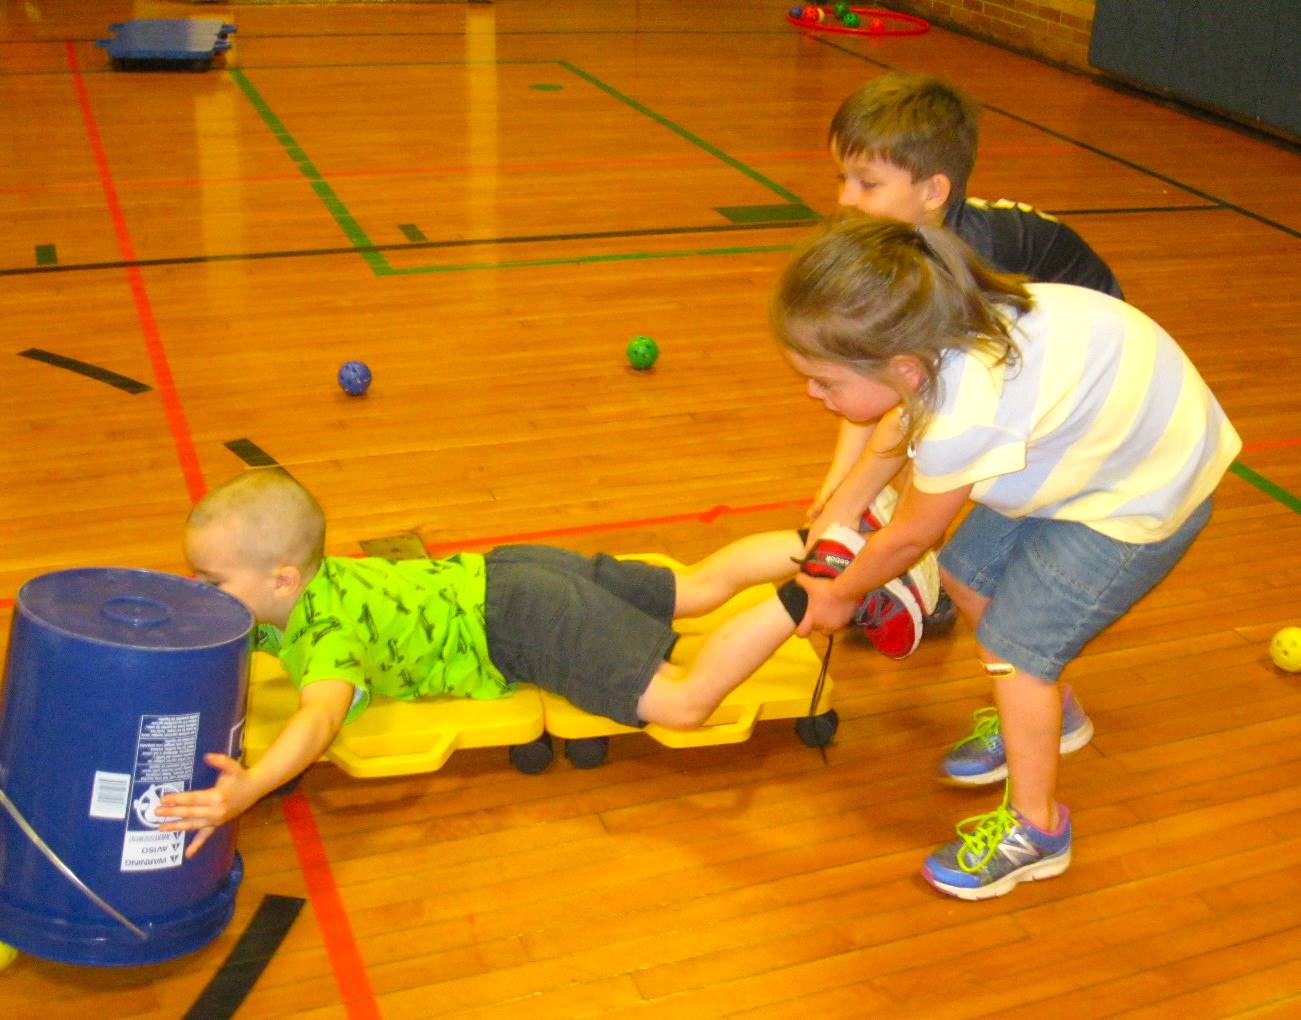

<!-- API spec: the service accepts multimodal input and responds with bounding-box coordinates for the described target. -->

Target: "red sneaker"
[857,486,899,533]
[801,525,864,580]
[801,526,924,658]
[854,579,924,659]
[854,486,941,619]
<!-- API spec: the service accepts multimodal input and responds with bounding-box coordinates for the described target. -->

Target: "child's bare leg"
[994,671,1062,832]
[938,563,989,632]
[942,565,1064,829]
[672,530,805,618]
[637,593,798,728]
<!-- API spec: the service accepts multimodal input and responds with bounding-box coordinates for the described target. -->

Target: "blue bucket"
[0,567,252,966]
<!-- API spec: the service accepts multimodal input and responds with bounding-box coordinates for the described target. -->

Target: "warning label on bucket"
[121,712,199,872]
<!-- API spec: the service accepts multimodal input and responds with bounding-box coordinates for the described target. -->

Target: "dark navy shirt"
[946,197,1123,299]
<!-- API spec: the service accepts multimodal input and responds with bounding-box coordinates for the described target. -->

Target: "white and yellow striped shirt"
[912,284,1241,543]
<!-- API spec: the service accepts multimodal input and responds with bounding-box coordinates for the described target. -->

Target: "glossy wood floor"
[1,1,1299,1016]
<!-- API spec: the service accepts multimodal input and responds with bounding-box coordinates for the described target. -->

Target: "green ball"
[834,2,850,17]
[626,335,659,370]
[842,10,860,26]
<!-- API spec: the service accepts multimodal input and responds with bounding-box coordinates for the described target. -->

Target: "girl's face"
[785,350,907,423]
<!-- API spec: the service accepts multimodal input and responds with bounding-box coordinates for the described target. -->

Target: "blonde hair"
[771,213,1031,449]
[828,72,979,208]
[187,469,325,574]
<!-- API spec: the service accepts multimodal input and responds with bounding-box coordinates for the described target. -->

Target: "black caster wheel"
[795,709,839,748]
[922,591,957,638]
[509,733,554,774]
[563,736,609,769]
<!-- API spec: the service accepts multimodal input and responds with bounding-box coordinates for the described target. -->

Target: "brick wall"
[892,1,1098,71]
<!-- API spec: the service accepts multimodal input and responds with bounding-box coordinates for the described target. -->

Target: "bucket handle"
[0,787,148,941]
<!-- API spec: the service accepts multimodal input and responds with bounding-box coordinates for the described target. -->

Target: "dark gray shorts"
[483,546,678,727]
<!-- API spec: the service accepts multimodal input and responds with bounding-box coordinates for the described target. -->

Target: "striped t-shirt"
[911,284,1241,543]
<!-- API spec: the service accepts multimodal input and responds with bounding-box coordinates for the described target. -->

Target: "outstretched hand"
[159,753,259,858]
[793,573,860,637]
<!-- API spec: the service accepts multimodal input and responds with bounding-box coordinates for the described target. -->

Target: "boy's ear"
[272,564,302,596]
[920,172,952,214]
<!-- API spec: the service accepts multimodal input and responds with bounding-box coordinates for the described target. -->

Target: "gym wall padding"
[1090,0,1300,138]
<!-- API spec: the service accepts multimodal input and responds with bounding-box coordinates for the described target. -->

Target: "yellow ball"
[1270,626,1301,673]
[0,941,17,970]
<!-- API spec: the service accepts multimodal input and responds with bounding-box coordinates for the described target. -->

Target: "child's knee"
[637,680,711,729]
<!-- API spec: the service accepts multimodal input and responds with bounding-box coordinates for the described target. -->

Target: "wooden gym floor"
[0,1,1299,1016]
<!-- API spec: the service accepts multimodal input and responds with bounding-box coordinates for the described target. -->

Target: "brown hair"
[828,72,979,209]
[187,468,326,574]
[771,213,1031,449]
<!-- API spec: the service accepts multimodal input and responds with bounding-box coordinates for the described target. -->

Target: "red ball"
[870,17,884,30]
[802,5,824,22]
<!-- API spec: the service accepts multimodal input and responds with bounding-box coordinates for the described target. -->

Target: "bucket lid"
[17,568,253,650]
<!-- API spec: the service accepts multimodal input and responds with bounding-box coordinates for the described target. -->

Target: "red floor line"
[423,497,812,554]
[1242,437,1301,452]
[64,41,206,505]
[281,794,382,1020]
[0,151,827,197]
[0,142,1085,200]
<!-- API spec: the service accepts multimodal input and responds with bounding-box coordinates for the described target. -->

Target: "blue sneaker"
[923,795,1072,900]
[941,684,1094,786]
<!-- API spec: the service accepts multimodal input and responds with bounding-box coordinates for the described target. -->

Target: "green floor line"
[558,60,807,207]
[228,67,389,274]
[227,58,558,72]
[1230,461,1301,514]
[382,242,794,275]
[228,61,809,276]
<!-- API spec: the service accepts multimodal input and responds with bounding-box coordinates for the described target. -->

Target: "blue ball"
[337,360,372,396]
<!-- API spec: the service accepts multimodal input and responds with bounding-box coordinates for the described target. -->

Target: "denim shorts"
[483,546,677,727]
[938,499,1212,680]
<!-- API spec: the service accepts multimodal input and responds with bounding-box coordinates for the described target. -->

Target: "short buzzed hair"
[828,72,980,208]
[187,469,326,573]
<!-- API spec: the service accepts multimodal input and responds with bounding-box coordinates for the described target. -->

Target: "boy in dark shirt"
[811,72,1123,783]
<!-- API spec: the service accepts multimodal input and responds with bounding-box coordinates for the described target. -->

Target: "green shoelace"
[953,706,1002,750]
[953,786,1017,874]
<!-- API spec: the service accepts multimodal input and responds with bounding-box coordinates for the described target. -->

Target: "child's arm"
[806,407,908,548]
[159,678,355,857]
[796,482,972,635]
[807,419,876,524]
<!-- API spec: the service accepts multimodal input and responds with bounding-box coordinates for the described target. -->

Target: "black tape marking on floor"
[19,348,152,394]
[181,894,306,1020]
[225,438,280,467]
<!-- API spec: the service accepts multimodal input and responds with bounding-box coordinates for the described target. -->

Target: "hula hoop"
[785,6,931,37]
